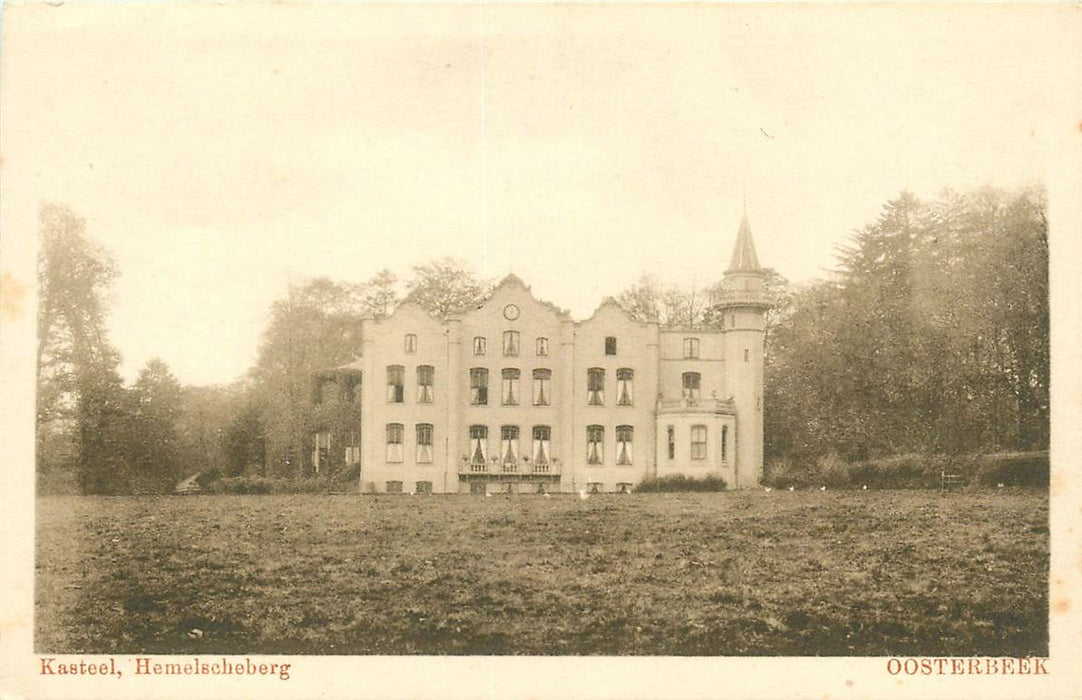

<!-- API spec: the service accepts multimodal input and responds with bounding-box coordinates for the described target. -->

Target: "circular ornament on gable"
[503,304,520,321]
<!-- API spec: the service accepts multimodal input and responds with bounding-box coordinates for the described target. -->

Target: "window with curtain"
[502,368,520,405]
[616,425,633,466]
[535,337,549,356]
[587,368,605,405]
[386,365,404,403]
[416,423,433,463]
[469,425,488,471]
[404,333,417,354]
[587,425,604,465]
[532,426,551,472]
[417,365,434,403]
[503,330,520,356]
[682,371,701,403]
[501,425,520,472]
[386,423,404,462]
[691,425,707,460]
[470,368,488,405]
[616,368,634,406]
[532,368,552,406]
[473,336,487,356]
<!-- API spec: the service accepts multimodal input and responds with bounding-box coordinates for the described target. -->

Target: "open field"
[36,490,1048,656]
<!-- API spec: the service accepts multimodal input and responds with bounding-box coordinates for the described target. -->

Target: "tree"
[36,203,130,493]
[404,257,491,319]
[128,359,184,493]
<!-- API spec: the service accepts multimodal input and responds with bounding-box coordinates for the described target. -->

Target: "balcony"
[657,396,736,414]
[460,456,560,479]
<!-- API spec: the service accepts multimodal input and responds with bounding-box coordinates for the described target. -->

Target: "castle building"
[312,215,770,494]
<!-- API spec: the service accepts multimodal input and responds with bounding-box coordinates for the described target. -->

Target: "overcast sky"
[2,3,1075,386]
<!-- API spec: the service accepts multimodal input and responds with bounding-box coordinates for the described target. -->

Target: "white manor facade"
[313,215,770,494]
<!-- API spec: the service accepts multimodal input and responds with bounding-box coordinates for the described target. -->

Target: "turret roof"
[727,211,763,273]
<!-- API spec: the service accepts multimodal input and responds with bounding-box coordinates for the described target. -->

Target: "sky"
[1,3,1076,386]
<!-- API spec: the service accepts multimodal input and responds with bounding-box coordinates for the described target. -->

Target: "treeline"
[36,186,1048,494]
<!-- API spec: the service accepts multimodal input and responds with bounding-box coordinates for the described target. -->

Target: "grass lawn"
[35,490,1048,656]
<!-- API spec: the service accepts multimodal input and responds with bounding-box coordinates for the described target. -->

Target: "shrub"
[763,458,817,489]
[635,474,727,493]
[974,451,1049,487]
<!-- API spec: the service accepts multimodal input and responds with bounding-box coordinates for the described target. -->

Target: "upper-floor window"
[417,365,434,403]
[501,425,520,472]
[469,425,488,468]
[587,368,605,406]
[721,425,729,463]
[684,337,700,359]
[404,333,417,354]
[536,337,549,356]
[667,425,675,460]
[532,368,552,406]
[532,426,551,471]
[502,368,520,406]
[319,378,339,405]
[386,423,404,462]
[416,423,433,463]
[616,368,634,406]
[387,365,404,403]
[682,371,701,403]
[691,425,707,460]
[616,425,633,466]
[470,368,489,405]
[605,336,617,355]
[473,336,487,356]
[503,330,520,356]
[587,425,604,465]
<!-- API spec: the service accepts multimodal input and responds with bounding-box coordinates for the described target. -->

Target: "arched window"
[502,368,520,405]
[586,425,604,465]
[532,369,552,406]
[417,365,434,403]
[682,371,701,404]
[616,368,634,406]
[587,368,605,405]
[616,425,633,466]
[387,366,404,403]
[501,426,520,472]
[468,425,488,471]
[470,368,488,405]
[532,426,551,472]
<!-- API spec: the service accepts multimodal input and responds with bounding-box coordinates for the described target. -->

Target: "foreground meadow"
[36,490,1048,656]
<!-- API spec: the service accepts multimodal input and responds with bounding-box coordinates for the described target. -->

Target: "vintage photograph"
[1,2,1079,698]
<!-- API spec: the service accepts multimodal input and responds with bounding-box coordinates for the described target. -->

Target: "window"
[616,368,634,406]
[532,426,551,472]
[417,365,434,403]
[684,337,700,359]
[721,425,729,463]
[469,425,488,471]
[667,425,675,460]
[604,336,617,355]
[691,425,707,460]
[532,368,552,406]
[470,368,489,405]
[318,379,339,405]
[416,423,433,463]
[404,333,417,354]
[501,425,520,472]
[617,482,633,494]
[587,368,605,406]
[415,481,432,495]
[744,348,750,362]
[385,480,403,494]
[501,368,520,406]
[473,336,487,355]
[536,337,549,356]
[588,482,603,494]
[616,425,633,466]
[587,425,604,465]
[682,371,701,404]
[314,431,331,473]
[387,365,404,403]
[386,423,404,462]
[345,430,360,465]
[503,330,520,356]
[345,376,360,404]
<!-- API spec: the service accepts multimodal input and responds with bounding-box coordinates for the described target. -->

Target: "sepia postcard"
[1,2,1080,699]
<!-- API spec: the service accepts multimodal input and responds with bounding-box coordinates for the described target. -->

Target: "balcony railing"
[658,396,735,412]
[461,457,559,476]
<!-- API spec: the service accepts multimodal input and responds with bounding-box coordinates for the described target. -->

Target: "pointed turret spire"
[727,210,762,273]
